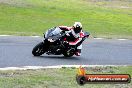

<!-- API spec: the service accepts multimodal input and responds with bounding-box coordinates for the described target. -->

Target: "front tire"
[32,42,45,56]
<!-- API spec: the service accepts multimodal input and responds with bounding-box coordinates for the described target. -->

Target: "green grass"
[0,0,132,38]
[0,66,132,88]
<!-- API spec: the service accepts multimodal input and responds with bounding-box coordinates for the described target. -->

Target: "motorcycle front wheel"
[32,42,45,56]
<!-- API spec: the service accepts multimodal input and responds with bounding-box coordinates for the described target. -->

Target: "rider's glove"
[66,33,70,36]
[65,31,70,36]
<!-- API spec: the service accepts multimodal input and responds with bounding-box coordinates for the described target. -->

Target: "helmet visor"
[74,27,82,33]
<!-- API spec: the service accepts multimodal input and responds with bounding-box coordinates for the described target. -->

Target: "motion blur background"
[0,0,132,38]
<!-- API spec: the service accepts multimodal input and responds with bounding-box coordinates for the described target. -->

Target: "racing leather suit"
[59,26,84,56]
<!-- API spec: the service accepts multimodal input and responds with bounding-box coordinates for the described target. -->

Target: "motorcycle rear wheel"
[63,49,74,57]
[32,42,45,56]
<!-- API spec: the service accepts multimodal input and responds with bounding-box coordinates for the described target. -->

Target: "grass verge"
[0,66,132,88]
[0,0,132,39]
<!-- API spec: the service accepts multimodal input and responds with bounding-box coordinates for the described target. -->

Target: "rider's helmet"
[73,22,82,33]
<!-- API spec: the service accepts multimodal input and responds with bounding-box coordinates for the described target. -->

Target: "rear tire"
[63,52,74,57]
[32,42,45,56]
[63,49,74,57]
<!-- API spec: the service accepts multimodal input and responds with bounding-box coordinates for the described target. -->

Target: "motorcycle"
[32,27,90,57]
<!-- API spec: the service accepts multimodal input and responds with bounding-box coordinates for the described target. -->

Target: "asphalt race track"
[0,36,132,68]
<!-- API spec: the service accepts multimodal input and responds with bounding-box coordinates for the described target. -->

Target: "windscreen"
[45,27,61,38]
[49,27,61,36]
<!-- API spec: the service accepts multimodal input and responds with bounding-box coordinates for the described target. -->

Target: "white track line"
[0,35,41,37]
[31,36,41,37]
[0,35,11,36]
[117,39,128,40]
[94,38,104,40]
[0,65,127,70]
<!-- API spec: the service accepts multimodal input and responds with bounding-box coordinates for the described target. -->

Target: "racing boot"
[75,49,81,56]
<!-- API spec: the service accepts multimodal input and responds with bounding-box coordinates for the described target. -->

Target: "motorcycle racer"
[59,22,85,56]
[32,22,89,57]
